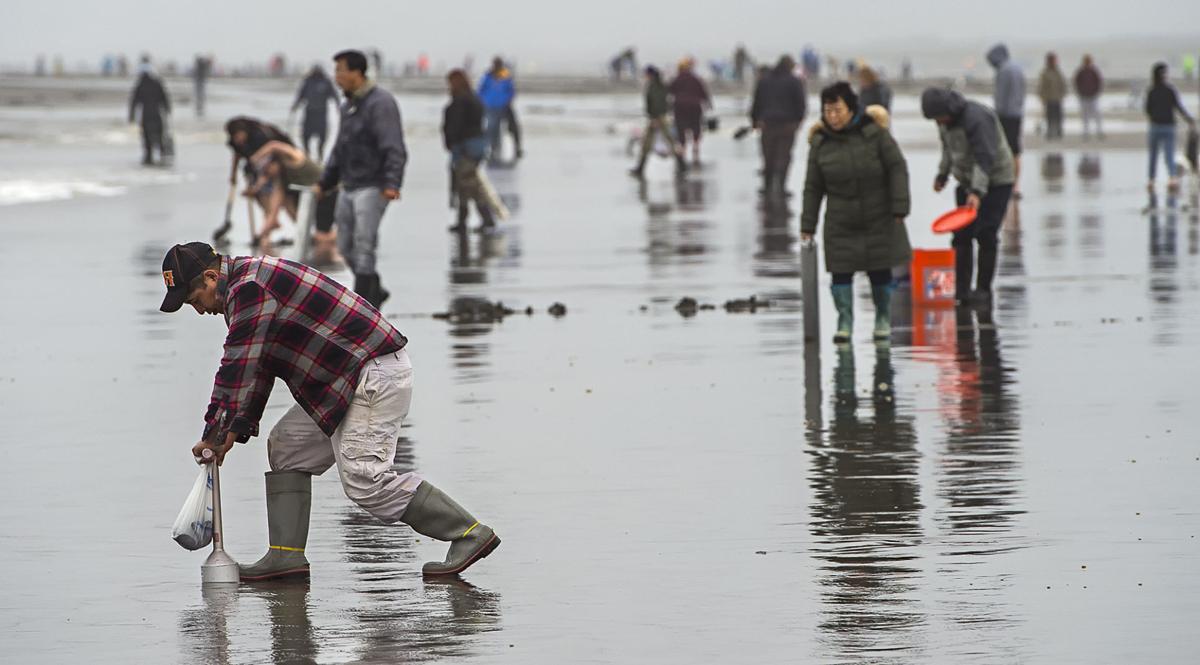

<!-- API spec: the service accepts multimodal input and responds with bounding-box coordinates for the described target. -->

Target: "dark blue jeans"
[1148,124,1177,180]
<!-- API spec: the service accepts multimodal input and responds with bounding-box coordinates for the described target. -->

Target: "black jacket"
[129,74,170,124]
[320,84,409,192]
[442,92,484,150]
[1145,83,1192,125]
[293,72,339,124]
[750,68,806,124]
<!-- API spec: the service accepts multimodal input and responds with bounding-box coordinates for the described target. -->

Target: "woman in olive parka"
[800,81,911,343]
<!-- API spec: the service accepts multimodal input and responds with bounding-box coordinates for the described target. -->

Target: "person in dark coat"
[291,65,340,160]
[921,87,1016,308]
[1144,62,1196,192]
[315,49,409,309]
[443,69,496,231]
[629,65,687,177]
[128,57,172,165]
[800,82,911,343]
[1073,55,1104,140]
[856,66,892,111]
[668,58,711,164]
[750,55,807,197]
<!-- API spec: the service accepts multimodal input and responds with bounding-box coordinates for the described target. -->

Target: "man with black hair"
[160,241,501,582]
[315,49,408,309]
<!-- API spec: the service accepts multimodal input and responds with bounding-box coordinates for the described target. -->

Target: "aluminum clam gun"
[200,427,239,585]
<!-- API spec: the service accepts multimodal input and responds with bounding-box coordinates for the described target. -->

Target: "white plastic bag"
[171,465,214,550]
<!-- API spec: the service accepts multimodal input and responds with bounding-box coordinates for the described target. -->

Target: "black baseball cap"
[160,242,220,312]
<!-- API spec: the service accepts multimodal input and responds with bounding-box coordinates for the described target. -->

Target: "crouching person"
[160,242,500,580]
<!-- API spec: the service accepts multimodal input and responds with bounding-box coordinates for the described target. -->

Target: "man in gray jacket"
[315,50,408,308]
[921,88,1015,308]
[986,43,1025,195]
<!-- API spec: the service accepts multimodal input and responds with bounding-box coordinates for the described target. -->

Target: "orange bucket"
[910,248,956,307]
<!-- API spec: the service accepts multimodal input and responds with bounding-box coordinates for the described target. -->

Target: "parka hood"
[920,88,966,119]
[986,44,1010,69]
[809,104,890,143]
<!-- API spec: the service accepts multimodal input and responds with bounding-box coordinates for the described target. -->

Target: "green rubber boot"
[239,471,312,582]
[831,284,854,344]
[871,283,894,341]
[401,481,500,577]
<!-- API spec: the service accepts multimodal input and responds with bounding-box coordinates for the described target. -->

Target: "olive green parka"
[800,105,912,274]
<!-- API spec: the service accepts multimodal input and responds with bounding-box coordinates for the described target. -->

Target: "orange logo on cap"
[163,270,175,287]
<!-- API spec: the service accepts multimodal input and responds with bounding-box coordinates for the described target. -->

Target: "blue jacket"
[478,70,515,110]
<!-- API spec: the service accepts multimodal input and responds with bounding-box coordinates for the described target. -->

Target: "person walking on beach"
[629,65,687,178]
[800,82,911,343]
[1037,52,1067,141]
[444,69,497,232]
[1074,55,1104,140]
[315,49,408,309]
[1145,62,1195,193]
[857,65,892,112]
[291,65,340,160]
[750,55,807,197]
[986,44,1025,196]
[668,58,711,165]
[192,54,212,119]
[921,87,1016,308]
[128,56,172,166]
[161,242,500,582]
[478,57,523,161]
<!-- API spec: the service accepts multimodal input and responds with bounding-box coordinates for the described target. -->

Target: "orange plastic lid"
[931,206,977,234]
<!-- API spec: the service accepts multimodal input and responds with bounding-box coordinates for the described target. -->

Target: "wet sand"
[1,85,1199,663]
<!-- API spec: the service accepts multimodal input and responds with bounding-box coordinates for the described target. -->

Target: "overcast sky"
[5,0,1199,73]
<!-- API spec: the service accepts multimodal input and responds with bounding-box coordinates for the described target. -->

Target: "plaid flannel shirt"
[202,255,407,441]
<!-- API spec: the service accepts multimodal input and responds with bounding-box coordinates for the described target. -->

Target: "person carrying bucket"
[160,242,501,582]
[800,82,911,343]
[920,88,1015,308]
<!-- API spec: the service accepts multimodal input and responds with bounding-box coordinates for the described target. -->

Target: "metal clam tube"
[801,237,820,342]
[201,416,239,584]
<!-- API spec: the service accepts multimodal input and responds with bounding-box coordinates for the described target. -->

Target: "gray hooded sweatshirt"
[921,88,1015,195]
[986,44,1026,118]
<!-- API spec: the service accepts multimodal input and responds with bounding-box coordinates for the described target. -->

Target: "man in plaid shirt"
[161,242,500,581]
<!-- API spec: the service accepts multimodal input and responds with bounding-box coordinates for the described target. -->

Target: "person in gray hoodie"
[921,88,1015,308]
[986,43,1025,195]
[315,50,408,309]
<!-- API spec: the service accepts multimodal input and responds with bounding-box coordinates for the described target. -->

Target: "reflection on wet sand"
[929,307,1026,653]
[177,435,500,664]
[1148,194,1181,345]
[755,206,798,279]
[641,177,714,270]
[808,345,925,658]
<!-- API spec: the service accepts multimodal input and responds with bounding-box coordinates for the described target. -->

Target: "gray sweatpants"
[335,186,390,274]
[267,349,422,523]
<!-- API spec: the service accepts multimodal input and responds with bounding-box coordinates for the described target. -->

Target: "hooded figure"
[921,87,1015,307]
[129,66,172,165]
[986,43,1026,168]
